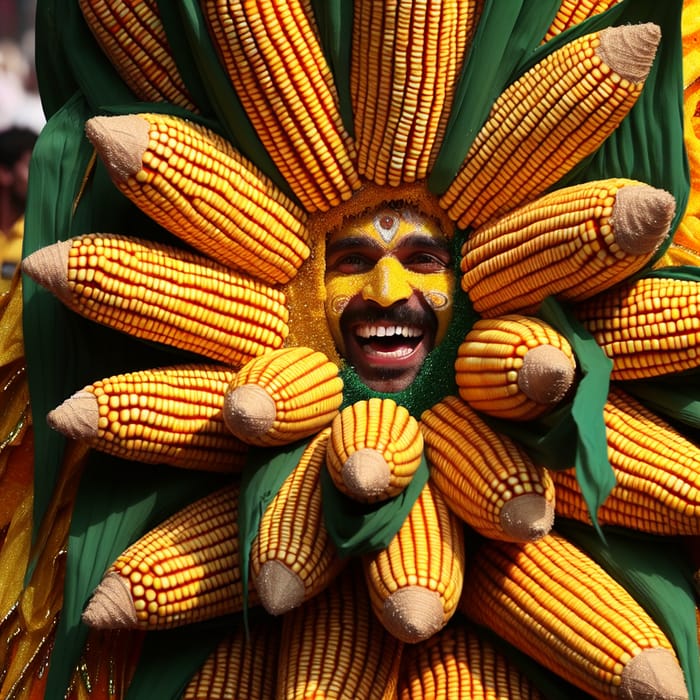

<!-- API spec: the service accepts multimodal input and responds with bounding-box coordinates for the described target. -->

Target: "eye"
[402,251,451,273]
[329,253,374,274]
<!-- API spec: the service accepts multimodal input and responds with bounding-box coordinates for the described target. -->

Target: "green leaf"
[321,454,430,557]
[170,0,292,196]
[560,521,700,700]
[44,455,226,698]
[428,0,561,193]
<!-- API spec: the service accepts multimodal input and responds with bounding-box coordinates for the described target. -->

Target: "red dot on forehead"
[379,214,395,229]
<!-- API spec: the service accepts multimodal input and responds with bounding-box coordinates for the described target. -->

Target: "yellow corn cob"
[82,484,258,630]
[552,386,700,535]
[455,314,576,420]
[204,0,360,212]
[46,364,246,472]
[574,276,700,380]
[363,481,465,643]
[251,429,345,615]
[351,0,476,185]
[85,114,310,286]
[182,619,279,700]
[421,396,555,541]
[21,234,289,367]
[79,0,198,111]
[459,533,689,699]
[326,398,424,503]
[398,624,544,700]
[462,179,675,317]
[441,24,660,229]
[278,564,402,699]
[224,347,343,447]
[543,1,622,43]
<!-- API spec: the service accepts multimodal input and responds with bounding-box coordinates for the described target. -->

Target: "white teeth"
[355,324,420,339]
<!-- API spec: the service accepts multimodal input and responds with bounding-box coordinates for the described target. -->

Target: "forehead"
[328,206,447,249]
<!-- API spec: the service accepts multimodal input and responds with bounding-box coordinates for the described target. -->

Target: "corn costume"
[2,0,700,698]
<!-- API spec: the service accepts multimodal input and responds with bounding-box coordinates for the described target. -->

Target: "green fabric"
[322,454,430,557]
[560,521,700,699]
[428,0,561,193]
[44,455,226,698]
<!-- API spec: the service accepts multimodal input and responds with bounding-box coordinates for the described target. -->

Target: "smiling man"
[324,204,455,393]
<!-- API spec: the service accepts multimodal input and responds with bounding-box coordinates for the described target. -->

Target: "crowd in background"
[0,0,41,289]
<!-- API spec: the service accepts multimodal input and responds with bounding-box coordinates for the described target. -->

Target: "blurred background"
[0,0,40,288]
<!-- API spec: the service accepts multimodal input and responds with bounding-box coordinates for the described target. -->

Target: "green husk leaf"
[309,0,354,134]
[321,455,429,557]
[44,454,226,698]
[560,521,700,699]
[428,0,561,192]
[547,0,689,255]
[622,374,700,430]
[170,0,291,196]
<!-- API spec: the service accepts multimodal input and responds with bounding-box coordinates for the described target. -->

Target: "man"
[324,203,455,393]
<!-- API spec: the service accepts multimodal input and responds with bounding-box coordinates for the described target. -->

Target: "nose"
[361,256,413,307]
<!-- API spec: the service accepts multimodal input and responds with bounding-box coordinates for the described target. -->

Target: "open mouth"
[353,323,424,361]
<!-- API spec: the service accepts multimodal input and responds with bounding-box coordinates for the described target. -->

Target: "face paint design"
[324,205,454,393]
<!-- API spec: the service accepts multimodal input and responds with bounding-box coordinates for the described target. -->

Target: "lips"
[354,323,423,361]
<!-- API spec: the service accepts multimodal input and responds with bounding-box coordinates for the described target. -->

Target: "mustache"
[341,302,437,331]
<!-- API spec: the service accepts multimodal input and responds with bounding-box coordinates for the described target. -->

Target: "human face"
[324,206,454,393]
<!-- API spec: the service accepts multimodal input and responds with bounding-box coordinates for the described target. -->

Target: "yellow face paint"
[324,205,454,392]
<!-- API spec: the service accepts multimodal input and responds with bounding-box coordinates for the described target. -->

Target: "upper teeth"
[356,325,421,339]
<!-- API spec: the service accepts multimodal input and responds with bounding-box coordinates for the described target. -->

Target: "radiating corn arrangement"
[3,0,700,698]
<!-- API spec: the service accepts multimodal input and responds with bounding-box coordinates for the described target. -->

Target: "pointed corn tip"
[500,493,554,541]
[612,184,676,255]
[620,648,688,700]
[223,384,276,441]
[47,390,99,440]
[598,23,661,83]
[254,560,305,615]
[382,586,444,643]
[518,345,575,405]
[21,240,72,302]
[82,572,138,629]
[85,114,150,183]
[341,448,391,502]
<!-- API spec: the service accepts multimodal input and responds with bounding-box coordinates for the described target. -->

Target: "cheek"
[324,273,365,346]
[413,271,455,344]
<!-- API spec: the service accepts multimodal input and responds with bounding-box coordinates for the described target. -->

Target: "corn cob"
[326,398,424,503]
[455,314,576,420]
[223,347,343,447]
[574,276,700,380]
[79,0,198,111]
[552,386,700,535]
[82,483,258,630]
[363,481,465,643]
[441,24,661,229]
[421,396,555,541]
[459,533,689,699]
[85,114,311,286]
[398,623,544,700]
[278,563,402,699]
[461,179,675,317]
[204,0,360,212]
[543,1,623,43]
[251,429,346,615]
[351,0,476,186]
[182,619,279,700]
[46,364,247,472]
[21,234,289,367]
